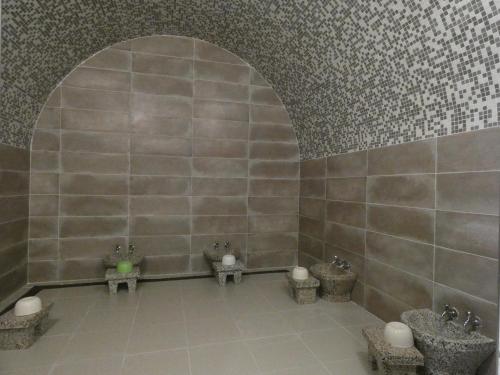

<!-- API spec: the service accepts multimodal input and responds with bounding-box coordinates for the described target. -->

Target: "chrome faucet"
[464,311,481,333]
[441,304,459,321]
[115,244,122,255]
[338,260,351,271]
[331,256,342,266]
[128,244,135,256]
[213,241,220,251]
[224,241,231,253]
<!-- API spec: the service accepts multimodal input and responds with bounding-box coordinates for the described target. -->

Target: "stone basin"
[103,254,144,268]
[401,309,495,375]
[203,248,240,262]
[309,263,357,302]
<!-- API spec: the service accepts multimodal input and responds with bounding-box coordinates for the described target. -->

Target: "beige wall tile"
[130,196,191,216]
[193,158,247,178]
[0,196,28,223]
[61,131,129,153]
[29,217,57,239]
[132,74,193,96]
[192,215,247,234]
[193,119,248,140]
[62,87,129,112]
[249,161,299,179]
[436,172,499,215]
[83,48,131,70]
[129,236,190,256]
[327,151,367,178]
[298,216,324,240]
[367,205,434,244]
[437,127,500,172]
[30,173,59,194]
[32,130,60,151]
[61,196,128,216]
[435,247,498,303]
[130,216,190,236]
[193,138,248,158]
[299,198,325,220]
[60,217,128,238]
[131,36,194,58]
[31,151,59,172]
[248,233,298,252]
[299,234,324,260]
[0,144,30,171]
[0,242,27,276]
[142,255,190,275]
[131,135,192,156]
[436,211,498,259]
[251,87,281,106]
[247,250,295,268]
[59,237,126,259]
[368,139,436,175]
[367,175,435,208]
[0,171,29,195]
[29,239,58,261]
[131,93,192,118]
[194,99,249,122]
[61,152,129,174]
[324,244,365,282]
[191,234,246,255]
[0,266,27,300]
[192,197,247,215]
[192,177,247,196]
[130,115,191,137]
[37,107,61,129]
[326,177,366,202]
[250,105,290,124]
[132,53,193,78]
[299,179,325,198]
[30,195,59,216]
[365,286,412,323]
[28,261,58,283]
[248,197,298,215]
[60,174,128,195]
[195,61,249,84]
[130,176,190,196]
[326,201,366,228]
[194,80,248,102]
[249,179,299,197]
[300,158,326,179]
[249,215,298,233]
[61,109,129,133]
[250,124,296,143]
[59,258,105,280]
[249,142,299,161]
[131,155,191,176]
[63,67,131,91]
[324,222,365,255]
[366,231,434,279]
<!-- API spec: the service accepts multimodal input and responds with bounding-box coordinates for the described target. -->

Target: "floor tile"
[135,301,184,325]
[236,312,295,339]
[59,329,128,362]
[0,336,69,371]
[281,307,340,333]
[186,317,242,346]
[189,341,260,375]
[51,356,124,375]
[264,364,331,375]
[91,292,141,311]
[246,335,318,373]
[78,308,136,333]
[127,322,187,354]
[322,302,383,326]
[343,323,384,345]
[300,328,365,362]
[183,297,233,321]
[0,367,52,375]
[123,349,190,375]
[324,353,373,375]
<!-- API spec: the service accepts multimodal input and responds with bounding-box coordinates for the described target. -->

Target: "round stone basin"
[103,254,144,268]
[203,248,240,262]
[401,309,495,375]
[309,263,357,302]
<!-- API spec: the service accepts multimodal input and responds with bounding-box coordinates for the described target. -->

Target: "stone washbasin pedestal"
[401,309,496,375]
[309,263,357,302]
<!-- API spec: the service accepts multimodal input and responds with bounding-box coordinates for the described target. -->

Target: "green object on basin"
[116,260,133,274]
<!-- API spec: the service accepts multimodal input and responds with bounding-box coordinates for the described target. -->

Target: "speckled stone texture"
[401,309,496,375]
[362,327,423,375]
[203,249,241,263]
[0,302,53,350]
[286,272,319,304]
[212,261,244,286]
[105,267,140,294]
[309,263,357,302]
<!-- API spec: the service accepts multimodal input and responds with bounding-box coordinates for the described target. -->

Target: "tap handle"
[115,244,121,255]
[213,241,220,250]
[224,241,230,249]
[128,244,135,255]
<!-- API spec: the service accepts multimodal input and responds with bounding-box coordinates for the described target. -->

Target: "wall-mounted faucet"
[213,241,220,251]
[115,244,122,255]
[330,256,351,270]
[331,256,342,266]
[464,311,481,333]
[128,244,135,255]
[224,241,231,253]
[441,304,459,322]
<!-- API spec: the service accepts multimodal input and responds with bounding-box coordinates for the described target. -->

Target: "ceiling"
[1,0,499,158]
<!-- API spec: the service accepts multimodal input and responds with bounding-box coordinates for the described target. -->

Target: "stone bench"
[286,272,320,304]
[105,267,140,294]
[0,302,53,350]
[362,327,424,375]
[212,261,244,286]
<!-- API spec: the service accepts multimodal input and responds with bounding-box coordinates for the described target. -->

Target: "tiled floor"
[0,273,384,375]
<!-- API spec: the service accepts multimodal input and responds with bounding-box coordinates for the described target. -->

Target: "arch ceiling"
[1,0,499,158]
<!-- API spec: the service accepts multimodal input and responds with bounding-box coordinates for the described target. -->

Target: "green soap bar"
[116,260,133,274]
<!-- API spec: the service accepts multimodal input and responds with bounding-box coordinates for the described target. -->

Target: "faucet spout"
[441,304,459,322]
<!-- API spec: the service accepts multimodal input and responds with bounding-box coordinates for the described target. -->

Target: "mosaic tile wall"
[1,0,500,158]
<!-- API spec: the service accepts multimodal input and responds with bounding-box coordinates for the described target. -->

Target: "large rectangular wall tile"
[60,217,128,238]
[367,175,435,208]
[194,61,249,84]
[29,195,59,216]
[437,127,500,172]
[367,205,434,244]
[436,172,499,215]
[249,179,299,197]
[192,177,247,196]
[326,201,366,228]
[368,139,436,175]
[128,236,190,256]
[365,286,413,323]
[299,234,324,260]
[299,179,325,198]
[28,239,58,261]
[250,124,296,143]
[192,216,247,234]
[60,174,128,195]
[61,109,129,133]
[28,261,57,283]
[435,211,498,259]
[366,231,434,279]
[246,250,295,269]
[249,142,299,161]
[326,177,366,202]
[249,161,299,179]
[0,196,29,223]
[327,151,367,178]
[192,197,247,215]
[131,36,193,58]
[31,130,60,151]
[0,144,30,171]
[248,233,298,252]
[62,87,129,112]
[131,155,191,176]
[193,158,247,178]
[61,131,129,153]
[60,237,127,259]
[142,255,190,275]
[132,74,192,97]
[37,107,61,129]
[324,245,365,282]
[193,138,247,158]
[300,158,326,179]
[248,197,298,215]
[366,259,433,308]
[435,247,498,303]
[299,216,324,240]
[29,217,57,239]
[194,80,248,102]
[132,53,192,78]
[191,234,246,254]
[299,198,325,220]
[193,119,248,140]
[131,93,192,118]
[194,99,249,122]
[250,105,290,124]
[130,216,190,236]
[0,243,28,276]
[61,152,128,174]
[249,215,298,233]
[83,48,131,70]
[130,115,191,137]
[63,67,131,91]
[61,196,128,216]
[324,222,365,255]
[0,171,29,195]
[130,176,190,196]
[131,135,192,156]
[30,173,59,194]
[59,259,105,280]
[0,220,28,250]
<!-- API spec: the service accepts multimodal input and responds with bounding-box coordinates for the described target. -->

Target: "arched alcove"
[28,36,300,283]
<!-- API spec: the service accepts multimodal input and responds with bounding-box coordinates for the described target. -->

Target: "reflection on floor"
[0,273,384,375]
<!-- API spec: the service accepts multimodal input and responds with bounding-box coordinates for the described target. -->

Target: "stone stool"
[0,302,53,350]
[105,267,140,294]
[362,327,424,375]
[286,272,320,304]
[212,261,244,286]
